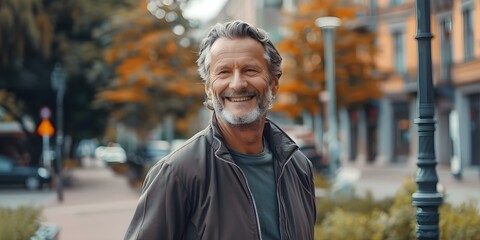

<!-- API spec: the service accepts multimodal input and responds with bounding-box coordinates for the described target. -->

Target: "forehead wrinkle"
[211,50,266,70]
[211,38,265,59]
[213,57,263,69]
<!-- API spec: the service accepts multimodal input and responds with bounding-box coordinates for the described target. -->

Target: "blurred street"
[41,162,140,240]
[0,158,140,240]
[342,163,480,210]
[0,157,479,240]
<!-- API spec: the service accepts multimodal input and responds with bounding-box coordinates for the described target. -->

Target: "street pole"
[316,17,341,181]
[51,63,66,202]
[42,136,50,168]
[413,1,443,239]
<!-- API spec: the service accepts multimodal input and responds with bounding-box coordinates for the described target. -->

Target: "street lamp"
[51,63,66,202]
[316,17,341,181]
[413,0,443,239]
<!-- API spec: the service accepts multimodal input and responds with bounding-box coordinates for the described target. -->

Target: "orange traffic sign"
[37,119,55,137]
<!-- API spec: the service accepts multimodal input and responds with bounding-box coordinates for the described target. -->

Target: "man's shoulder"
[167,128,211,162]
[290,150,313,171]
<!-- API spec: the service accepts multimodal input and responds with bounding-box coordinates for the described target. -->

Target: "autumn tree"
[95,1,204,141]
[274,0,383,119]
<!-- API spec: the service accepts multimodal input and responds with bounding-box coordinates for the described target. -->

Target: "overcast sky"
[183,0,227,22]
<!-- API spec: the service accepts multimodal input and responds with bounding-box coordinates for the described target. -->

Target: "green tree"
[0,0,54,130]
[274,0,384,118]
[46,0,136,143]
[0,0,53,65]
[0,0,135,163]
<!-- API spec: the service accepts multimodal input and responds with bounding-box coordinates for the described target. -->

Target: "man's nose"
[229,71,247,90]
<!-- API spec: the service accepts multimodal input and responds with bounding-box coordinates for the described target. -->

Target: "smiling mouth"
[227,96,254,102]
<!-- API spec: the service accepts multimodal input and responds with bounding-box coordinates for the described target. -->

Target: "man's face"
[205,37,278,125]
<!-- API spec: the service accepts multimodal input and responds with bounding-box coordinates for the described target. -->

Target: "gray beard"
[212,87,273,125]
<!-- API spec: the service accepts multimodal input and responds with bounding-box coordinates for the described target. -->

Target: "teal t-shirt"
[229,142,281,240]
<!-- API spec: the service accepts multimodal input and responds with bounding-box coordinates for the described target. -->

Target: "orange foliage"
[95,1,204,135]
[97,86,148,103]
[275,0,383,118]
[166,40,177,54]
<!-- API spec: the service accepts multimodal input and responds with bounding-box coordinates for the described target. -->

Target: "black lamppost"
[316,17,341,181]
[413,0,443,239]
[51,63,66,202]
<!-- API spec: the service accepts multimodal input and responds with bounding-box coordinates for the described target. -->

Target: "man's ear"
[205,83,213,99]
[271,77,279,96]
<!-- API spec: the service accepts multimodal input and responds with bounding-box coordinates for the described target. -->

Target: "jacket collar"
[209,114,299,165]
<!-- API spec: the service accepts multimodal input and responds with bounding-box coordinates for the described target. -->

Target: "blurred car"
[126,140,171,185]
[142,140,171,164]
[298,143,326,173]
[76,138,98,159]
[95,143,127,165]
[0,155,52,190]
[281,125,326,173]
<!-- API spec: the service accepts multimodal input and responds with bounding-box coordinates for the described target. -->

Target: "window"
[469,94,480,166]
[263,0,282,7]
[390,0,403,6]
[393,31,405,74]
[440,16,453,80]
[462,8,474,61]
[370,0,377,15]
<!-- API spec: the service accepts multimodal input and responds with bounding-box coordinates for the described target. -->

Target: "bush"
[316,190,393,223]
[313,172,330,189]
[0,206,43,240]
[316,209,387,240]
[440,201,480,240]
[383,177,416,240]
[314,176,480,240]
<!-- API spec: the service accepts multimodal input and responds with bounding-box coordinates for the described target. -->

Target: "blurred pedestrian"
[125,20,316,240]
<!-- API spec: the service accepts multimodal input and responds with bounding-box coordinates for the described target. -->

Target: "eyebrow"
[243,63,262,69]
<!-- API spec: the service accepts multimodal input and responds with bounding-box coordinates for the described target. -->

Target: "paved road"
[42,164,140,240]
[0,160,141,240]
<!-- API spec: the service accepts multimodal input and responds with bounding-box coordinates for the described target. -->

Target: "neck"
[216,115,266,154]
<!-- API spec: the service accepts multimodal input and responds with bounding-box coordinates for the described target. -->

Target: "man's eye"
[215,71,232,79]
[246,69,258,74]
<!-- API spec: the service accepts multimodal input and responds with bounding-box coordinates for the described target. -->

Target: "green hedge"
[0,206,43,240]
[314,175,480,240]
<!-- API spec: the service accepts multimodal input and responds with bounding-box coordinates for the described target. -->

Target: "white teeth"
[229,97,251,102]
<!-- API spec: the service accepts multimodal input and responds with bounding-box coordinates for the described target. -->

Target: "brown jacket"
[125,118,316,240]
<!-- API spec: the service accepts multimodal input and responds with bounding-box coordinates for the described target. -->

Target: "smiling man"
[125,20,316,240]
[208,37,274,126]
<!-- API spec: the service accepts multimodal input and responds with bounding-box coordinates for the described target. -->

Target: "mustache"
[220,90,258,98]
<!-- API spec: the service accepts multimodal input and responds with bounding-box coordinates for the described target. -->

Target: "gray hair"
[197,20,282,85]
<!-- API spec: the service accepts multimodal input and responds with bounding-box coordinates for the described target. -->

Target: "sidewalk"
[335,163,480,210]
[42,162,141,240]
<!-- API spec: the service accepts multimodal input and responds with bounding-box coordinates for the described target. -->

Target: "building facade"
[367,0,480,171]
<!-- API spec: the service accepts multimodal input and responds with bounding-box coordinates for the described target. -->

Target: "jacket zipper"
[276,153,295,240]
[213,138,263,240]
[211,124,298,240]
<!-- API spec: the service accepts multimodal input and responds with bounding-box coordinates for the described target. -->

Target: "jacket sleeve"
[124,160,189,240]
[307,159,317,226]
